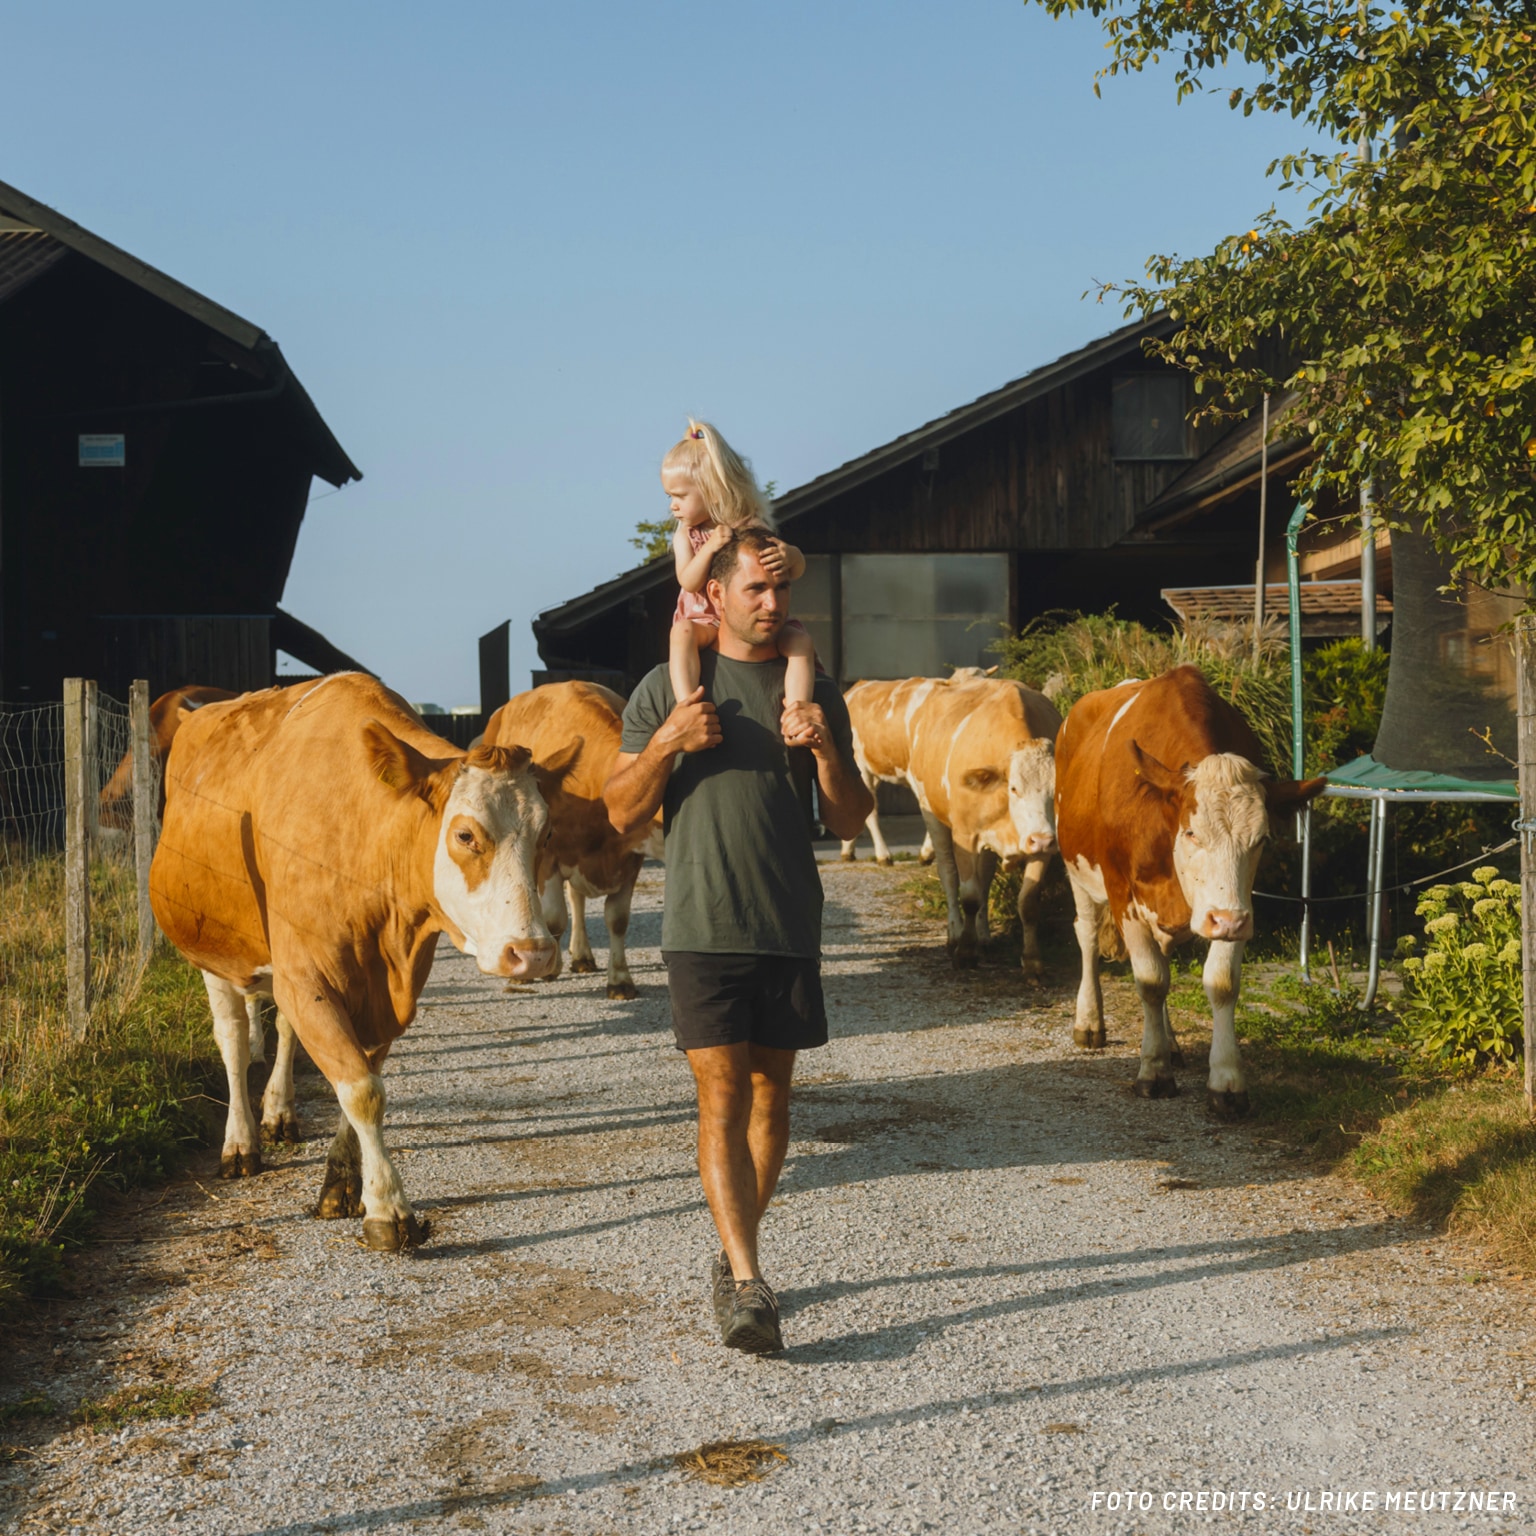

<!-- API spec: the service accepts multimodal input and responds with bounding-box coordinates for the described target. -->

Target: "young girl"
[664,419,816,706]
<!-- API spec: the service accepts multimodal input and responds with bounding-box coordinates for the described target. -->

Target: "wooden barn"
[0,177,364,702]
[531,315,1379,694]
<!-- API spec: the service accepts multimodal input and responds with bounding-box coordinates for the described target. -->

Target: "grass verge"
[0,944,218,1325]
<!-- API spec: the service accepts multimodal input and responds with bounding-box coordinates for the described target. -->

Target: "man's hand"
[661,686,722,754]
[780,700,835,757]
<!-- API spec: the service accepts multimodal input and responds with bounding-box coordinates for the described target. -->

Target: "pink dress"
[673,523,720,626]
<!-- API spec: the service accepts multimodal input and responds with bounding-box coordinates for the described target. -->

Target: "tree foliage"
[1034,0,1536,595]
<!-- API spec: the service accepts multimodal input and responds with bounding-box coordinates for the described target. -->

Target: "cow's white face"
[1006,740,1056,861]
[959,738,1056,864]
[1172,753,1268,942]
[434,753,557,978]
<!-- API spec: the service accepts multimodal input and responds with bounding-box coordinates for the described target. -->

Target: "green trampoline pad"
[1324,754,1516,800]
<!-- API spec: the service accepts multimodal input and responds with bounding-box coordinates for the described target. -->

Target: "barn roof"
[534,312,1177,638]
[0,177,361,488]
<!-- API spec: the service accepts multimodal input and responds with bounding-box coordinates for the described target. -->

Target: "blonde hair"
[661,418,774,530]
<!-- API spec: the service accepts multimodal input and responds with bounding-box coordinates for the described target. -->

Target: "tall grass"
[0,855,217,1322]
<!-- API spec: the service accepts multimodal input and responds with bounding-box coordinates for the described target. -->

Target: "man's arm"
[780,700,874,842]
[604,686,721,835]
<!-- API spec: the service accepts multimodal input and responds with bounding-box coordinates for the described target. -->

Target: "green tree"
[1034,0,1536,595]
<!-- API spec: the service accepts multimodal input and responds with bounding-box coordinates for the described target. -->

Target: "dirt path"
[2,860,1530,1534]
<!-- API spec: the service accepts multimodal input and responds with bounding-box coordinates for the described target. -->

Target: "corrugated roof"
[535,313,1177,637]
[0,229,68,304]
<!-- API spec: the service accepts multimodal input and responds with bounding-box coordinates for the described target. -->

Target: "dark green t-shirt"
[620,649,855,958]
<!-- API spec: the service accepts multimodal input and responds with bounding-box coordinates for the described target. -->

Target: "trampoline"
[1286,506,1520,1005]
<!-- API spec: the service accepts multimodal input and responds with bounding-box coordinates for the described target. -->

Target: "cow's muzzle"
[492,937,559,979]
[1022,831,1056,858]
[1200,909,1254,942]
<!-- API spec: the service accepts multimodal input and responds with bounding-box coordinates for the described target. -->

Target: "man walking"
[604,527,872,1353]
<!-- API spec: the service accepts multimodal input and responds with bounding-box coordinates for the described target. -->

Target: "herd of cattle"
[129,665,1321,1251]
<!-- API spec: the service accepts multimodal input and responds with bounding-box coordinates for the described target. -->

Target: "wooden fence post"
[1518,615,1536,1113]
[63,678,91,1039]
[130,679,156,965]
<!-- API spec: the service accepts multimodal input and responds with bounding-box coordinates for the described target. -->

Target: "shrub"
[1398,867,1523,1069]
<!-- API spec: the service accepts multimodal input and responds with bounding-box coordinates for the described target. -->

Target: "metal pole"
[63,677,91,1039]
[82,678,99,855]
[1299,804,1313,982]
[1286,504,1308,779]
[1362,795,1388,1008]
[130,678,156,966]
[1517,613,1536,1111]
[1253,393,1270,664]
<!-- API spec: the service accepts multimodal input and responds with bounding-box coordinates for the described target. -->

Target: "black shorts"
[662,951,828,1054]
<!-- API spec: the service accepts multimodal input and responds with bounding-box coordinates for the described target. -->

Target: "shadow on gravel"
[777,1222,1410,1363]
[232,1327,1404,1536]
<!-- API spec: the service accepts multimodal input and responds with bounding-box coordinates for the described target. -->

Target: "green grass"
[0,929,219,1323]
[76,1380,213,1432]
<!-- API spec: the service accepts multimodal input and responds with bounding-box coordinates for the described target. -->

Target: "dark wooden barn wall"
[0,254,312,700]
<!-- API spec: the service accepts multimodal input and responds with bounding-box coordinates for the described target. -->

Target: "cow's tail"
[1097,905,1127,963]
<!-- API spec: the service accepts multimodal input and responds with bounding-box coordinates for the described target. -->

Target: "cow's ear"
[962,766,1001,791]
[1131,742,1184,798]
[535,735,584,789]
[1264,775,1327,811]
[363,720,436,792]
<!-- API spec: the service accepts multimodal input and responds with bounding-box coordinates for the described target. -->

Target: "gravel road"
[2,857,1532,1536]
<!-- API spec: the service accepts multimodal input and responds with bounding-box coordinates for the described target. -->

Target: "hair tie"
[689,427,705,440]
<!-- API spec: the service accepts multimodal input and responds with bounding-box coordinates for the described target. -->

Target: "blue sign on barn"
[78,433,126,467]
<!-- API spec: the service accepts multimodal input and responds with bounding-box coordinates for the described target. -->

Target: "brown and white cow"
[1055,665,1323,1116]
[150,673,556,1249]
[98,685,289,1071]
[842,674,1062,974]
[483,681,662,1000]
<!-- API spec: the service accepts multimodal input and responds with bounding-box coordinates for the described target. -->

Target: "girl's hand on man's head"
[758,539,787,574]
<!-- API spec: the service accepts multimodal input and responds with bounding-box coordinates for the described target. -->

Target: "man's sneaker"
[711,1249,736,1332]
[722,1277,783,1354]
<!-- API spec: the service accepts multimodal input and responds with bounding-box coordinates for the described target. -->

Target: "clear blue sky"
[2,2,1321,705]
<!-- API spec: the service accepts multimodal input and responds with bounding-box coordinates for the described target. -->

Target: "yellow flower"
[1473,866,1500,884]
[1426,913,1460,935]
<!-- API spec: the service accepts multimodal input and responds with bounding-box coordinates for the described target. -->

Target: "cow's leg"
[1068,876,1106,1048]
[918,832,935,865]
[246,995,267,1066]
[952,842,991,967]
[524,871,565,985]
[566,880,599,975]
[273,977,425,1251]
[973,849,998,947]
[604,860,640,1001]
[260,1008,300,1143]
[924,814,971,966]
[203,972,261,1178]
[843,767,892,864]
[1122,919,1177,1097]
[1204,939,1249,1119]
[1017,854,1051,981]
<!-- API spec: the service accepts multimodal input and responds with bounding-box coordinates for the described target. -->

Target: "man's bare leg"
[686,1043,795,1281]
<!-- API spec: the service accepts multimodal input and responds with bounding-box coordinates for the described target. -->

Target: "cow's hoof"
[1207,1088,1251,1120]
[261,1111,300,1145]
[219,1149,262,1179]
[606,981,637,1001]
[1133,1075,1179,1099]
[568,956,597,975]
[1021,960,1045,983]
[315,1174,363,1220]
[362,1213,430,1251]
[875,855,893,868]
[1072,1026,1107,1050]
[839,849,855,863]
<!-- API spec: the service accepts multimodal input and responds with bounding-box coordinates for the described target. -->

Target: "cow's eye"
[457,829,477,847]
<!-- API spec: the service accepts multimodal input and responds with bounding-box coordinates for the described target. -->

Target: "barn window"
[791,555,837,678]
[1111,374,1192,460]
[840,554,1008,682]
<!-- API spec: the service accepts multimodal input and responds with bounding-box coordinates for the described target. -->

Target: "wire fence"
[0,683,161,1081]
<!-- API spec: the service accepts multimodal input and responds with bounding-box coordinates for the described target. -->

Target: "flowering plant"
[1397,867,1522,1070]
